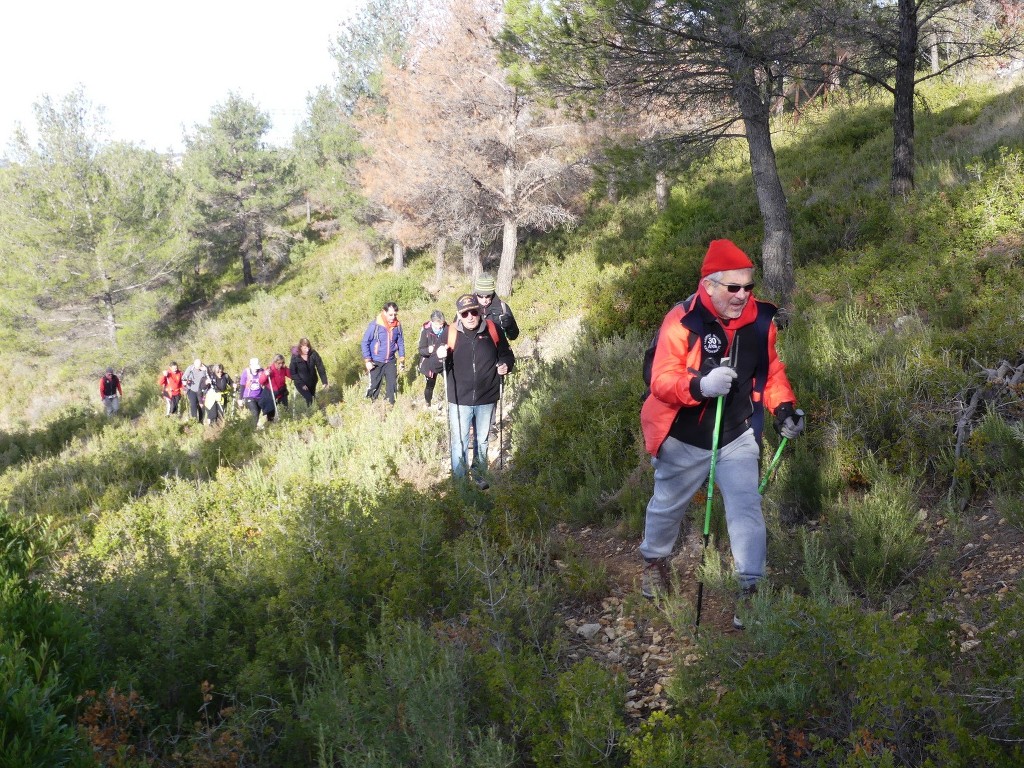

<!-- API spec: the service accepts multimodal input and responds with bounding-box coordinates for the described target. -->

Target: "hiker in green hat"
[473,273,519,341]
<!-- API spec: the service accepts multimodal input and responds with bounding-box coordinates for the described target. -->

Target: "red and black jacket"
[641,285,797,455]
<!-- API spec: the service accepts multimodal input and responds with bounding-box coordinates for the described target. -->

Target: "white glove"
[699,366,738,398]
[436,346,448,359]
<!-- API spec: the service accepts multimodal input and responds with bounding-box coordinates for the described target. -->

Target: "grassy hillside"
[4,72,1024,766]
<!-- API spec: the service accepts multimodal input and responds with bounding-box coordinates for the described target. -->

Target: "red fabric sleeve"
[762,322,797,414]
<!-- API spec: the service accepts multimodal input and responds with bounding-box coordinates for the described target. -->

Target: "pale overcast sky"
[2,0,365,154]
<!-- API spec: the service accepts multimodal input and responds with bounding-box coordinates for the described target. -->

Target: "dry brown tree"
[357,0,590,294]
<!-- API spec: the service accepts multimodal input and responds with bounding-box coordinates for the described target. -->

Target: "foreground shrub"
[511,332,646,522]
[297,622,516,768]
[822,461,926,601]
[629,593,1012,767]
[0,509,93,767]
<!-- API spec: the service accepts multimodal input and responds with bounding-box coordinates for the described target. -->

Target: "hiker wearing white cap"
[238,358,274,427]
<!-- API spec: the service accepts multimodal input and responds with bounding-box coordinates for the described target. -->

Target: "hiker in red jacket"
[158,362,184,416]
[99,367,122,416]
[639,239,803,630]
[267,354,292,407]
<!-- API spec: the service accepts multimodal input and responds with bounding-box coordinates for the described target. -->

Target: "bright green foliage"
[365,274,430,318]
[959,410,1024,499]
[631,594,1011,766]
[822,461,926,601]
[182,93,299,287]
[293,86,365,223]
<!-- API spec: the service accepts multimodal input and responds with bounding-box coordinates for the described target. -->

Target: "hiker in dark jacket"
[435,294,514,488]
[417,310,447,409]
[473,273,519,341]
[289,337,329,407]
[361,302,406,405]
[99,367,122,416]
[205,364,233,424]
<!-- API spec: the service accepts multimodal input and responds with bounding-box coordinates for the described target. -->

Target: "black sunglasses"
[460,309,480,318]
[710,279,755,293]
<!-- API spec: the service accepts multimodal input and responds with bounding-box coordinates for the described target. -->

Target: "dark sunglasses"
[711,279,755,293]
[460,309,480,318]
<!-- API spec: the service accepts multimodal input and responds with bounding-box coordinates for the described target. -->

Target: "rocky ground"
[553,501,1024,727]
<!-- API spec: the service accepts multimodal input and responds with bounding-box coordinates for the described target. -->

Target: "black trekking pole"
[694,392,725,638]
[498,376,504,470]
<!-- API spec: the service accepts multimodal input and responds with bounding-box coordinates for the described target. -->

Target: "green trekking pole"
[758,438,789,495]
[694,393,725,638]
[758,409,803,494]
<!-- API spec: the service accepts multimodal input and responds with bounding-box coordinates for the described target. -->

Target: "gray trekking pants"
[639,430,765,589]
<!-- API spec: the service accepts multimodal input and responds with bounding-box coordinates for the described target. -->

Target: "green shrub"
[511,332,646,522]
[643,593,1009,767]
[822,463,926,601]
[0,509,94,767]
[366,274,431,317]
[961,410,1024,498]
[298,622,516,768]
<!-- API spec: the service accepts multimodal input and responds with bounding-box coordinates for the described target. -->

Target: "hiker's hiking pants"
[447,402,495,479]
[640,429,765,589]
[366,359,398,404]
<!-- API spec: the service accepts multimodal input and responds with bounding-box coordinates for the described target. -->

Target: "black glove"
[774,403,805,439]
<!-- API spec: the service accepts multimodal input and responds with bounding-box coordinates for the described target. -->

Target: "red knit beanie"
[701,239,754,277]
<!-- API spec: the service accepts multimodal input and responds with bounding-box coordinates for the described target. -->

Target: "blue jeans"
[447,402,495,478]
[640,430,765,589]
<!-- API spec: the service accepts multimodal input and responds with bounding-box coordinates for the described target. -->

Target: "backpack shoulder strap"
[486,319,500,347]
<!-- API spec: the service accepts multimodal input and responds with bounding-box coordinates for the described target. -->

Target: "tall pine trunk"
[891,0,919,199]
[733,65,794,305]
[497,216,518,298]
[462,233,482,279]
[655,170,669,211]
[392,240,405,271]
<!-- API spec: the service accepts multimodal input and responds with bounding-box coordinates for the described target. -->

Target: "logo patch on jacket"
[702,334,722,354]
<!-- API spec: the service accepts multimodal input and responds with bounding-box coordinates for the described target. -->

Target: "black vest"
[667,298,777,450]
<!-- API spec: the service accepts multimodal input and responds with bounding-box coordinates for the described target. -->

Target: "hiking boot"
[472,473,490,491]
[640,558,671,599]
[733,584,758,630]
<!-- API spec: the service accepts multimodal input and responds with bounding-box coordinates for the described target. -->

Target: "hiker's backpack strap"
[447,320,500,350]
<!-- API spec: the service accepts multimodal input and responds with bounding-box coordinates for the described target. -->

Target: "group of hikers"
[148,338,330,427]
[99,246,807,624]
[361,273,519,489]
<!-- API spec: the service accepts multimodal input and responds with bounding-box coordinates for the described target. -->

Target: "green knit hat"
[473,273,496,295]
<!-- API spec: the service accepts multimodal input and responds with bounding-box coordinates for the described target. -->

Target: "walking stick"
[694,392,725,638]
[498,376,504,470]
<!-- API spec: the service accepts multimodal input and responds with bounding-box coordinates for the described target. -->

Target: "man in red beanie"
[639,239,804,629]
